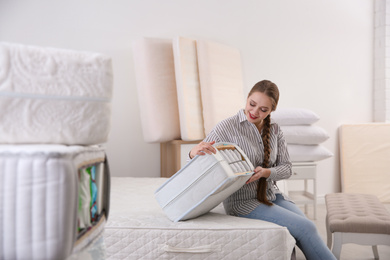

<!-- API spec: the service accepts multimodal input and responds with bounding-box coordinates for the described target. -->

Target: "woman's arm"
[188,130,221,159]
[189,140,217,159]
[246,124,291,184]
[246,166,271,184]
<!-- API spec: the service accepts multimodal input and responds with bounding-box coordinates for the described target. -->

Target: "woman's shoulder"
[216,110,242,127]
[209,110,242,135]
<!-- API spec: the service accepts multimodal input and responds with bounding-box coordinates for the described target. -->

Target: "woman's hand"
[246,166,271,184]
[189,141,217,159]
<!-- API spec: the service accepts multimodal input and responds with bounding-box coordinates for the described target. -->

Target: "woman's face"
[245,91,273,125]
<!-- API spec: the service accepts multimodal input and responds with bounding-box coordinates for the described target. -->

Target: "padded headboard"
[339,124,390,202]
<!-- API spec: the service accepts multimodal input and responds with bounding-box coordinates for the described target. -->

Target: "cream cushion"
[172,37,205,141]
[325,193,390,259]
[133,38,180,143]
[339,124,390,203]
[196,40,245,135]
[325,193,390,235]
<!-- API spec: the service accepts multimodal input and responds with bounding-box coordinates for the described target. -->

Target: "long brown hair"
[248,80,279,206]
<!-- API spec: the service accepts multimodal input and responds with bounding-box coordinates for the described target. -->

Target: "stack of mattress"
[0,42,113,260]
[133,36,245,143]
[272,108,333,162]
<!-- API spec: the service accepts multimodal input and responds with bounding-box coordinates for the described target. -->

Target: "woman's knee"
[304,219,317,233]
[295,218,318,239]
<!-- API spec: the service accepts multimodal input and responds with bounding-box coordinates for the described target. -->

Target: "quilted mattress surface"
[104,177,295,260]
[0,145,107,260]
[0,42,113,145]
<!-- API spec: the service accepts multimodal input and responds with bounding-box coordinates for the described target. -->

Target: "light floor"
[295,203,390,260]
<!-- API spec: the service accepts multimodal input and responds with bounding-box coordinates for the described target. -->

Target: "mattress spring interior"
[216,146,253,175]
[77,161,106,238]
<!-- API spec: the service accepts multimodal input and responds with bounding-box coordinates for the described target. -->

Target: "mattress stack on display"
[133,36,245,143]
[0,42,113,260]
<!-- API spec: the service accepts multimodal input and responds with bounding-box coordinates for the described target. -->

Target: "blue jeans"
[239,194,336,260]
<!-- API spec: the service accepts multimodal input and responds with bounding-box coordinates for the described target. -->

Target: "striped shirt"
[203,109,292,216]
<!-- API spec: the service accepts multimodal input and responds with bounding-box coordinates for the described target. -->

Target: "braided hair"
[257,115,273,205]
[248,80,279,206]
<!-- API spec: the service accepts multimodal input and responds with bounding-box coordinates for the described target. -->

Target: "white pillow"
[271,108,320,125]
[287,144,333,162]
[281,125,329,145]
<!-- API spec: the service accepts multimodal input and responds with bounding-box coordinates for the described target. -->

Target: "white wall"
[0,0,373,199]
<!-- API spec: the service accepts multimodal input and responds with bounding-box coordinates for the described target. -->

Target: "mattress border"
[0,145,110,260]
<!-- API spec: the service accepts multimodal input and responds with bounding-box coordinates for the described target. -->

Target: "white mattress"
[196,40,245,135]
[132,37,181,143]
[104,177,295,260]
[172,37,205,141]
[0,42,113,145]
[155,143,253,222]
[0,145,110,260]
[340,124,390,202]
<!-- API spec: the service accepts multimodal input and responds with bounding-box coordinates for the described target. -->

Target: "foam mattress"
[339,123,390,202]
[172,37,205,141]
[0,145,110,260]
[132,37,181,143]
[196,40,245,135]
[104,177,295,260]
[0,42,113,145]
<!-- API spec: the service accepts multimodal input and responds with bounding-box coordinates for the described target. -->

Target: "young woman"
[189,80,336,260]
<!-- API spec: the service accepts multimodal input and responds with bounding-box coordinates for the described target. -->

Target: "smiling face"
[245,91,273,125]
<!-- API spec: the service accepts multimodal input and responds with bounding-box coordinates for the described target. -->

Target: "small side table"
[288,162,317,219]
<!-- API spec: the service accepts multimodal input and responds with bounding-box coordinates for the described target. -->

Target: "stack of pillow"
[272,108,333,162]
